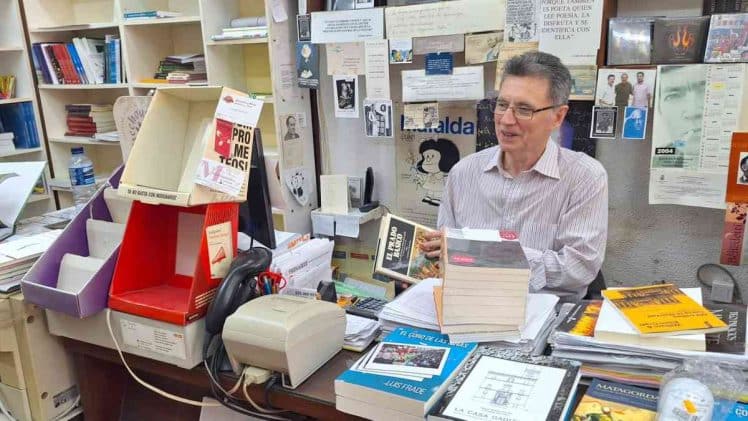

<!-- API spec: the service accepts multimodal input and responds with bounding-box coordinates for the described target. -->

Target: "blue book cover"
[715,400,748,420]
[335,327,476,415]
[66,43,88,84]
[32,43,52,84]
[124,11,158,18]
[21,103,39,148]
[0,105,31,148]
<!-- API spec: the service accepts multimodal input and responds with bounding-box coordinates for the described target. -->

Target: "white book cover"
[595,287,705,349]
[0,162,46,237]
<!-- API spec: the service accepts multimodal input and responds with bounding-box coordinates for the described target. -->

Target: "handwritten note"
[326,42,365,75]
[385,0,505,39]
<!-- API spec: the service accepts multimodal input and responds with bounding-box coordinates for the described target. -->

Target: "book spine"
[23,103,39,148]
[52,43,79,84]
[32,44,52,84]
[66,43,88,84]
[42,44,63,84]
[123,11,158,18]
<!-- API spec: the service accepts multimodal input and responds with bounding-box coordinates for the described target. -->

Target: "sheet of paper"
[538,0,604,65]
[494,41,538,89]
[193,159,245,197]
[389,39,413,64]
[214,96,264,128]
[320,174,349,214]
[385,0,505,39]
[363,99,393,138]
[264,157,287,210]
[205,221,233,278]
[364,39,390,98]
[402,66,484,102]
[403,102,438,130]
[310,8,384,44]
[297,42,320,88]
[270,0,288,22]
[333,75,360,118]
[326,42,365,75]
[0,161,46,228]
[282,138,304,168]
[464,31,503,64]
[336,214,361,237]
[412,34,464,55]
[311,212,335,236]
[506,0,539,42]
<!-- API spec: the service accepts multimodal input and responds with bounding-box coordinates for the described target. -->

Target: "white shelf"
[39,84,129,90]
[28,194,51,203]
[206,37,269,46]
[29,22,120,32]
[0,147,43,158]
[49,175,108,192]
[122,16,201,26]
[49,136,120,146]
[130,82,171,88]
[0,97,33,105]
[0,46,24,52]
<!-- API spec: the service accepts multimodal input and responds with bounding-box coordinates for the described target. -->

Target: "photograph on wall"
[590,106,618,139]
[280,114,302,141]
[396,102,476,226]
[296,42,319,89]
[738,152,748,185]
[569,65,597,101]
[621,106,648,140]
[704,13,748,63]
[364,99,393,137]
[390,38,413,64]
[403,102,439,130]
[333,75,359,118]
[464,31,503,64]
[297,14,311,42]
[594,68,656,108]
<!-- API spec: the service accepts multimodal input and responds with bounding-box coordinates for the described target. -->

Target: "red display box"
[109,201,238,325]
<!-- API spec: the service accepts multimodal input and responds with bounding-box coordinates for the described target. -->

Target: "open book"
[0,161,47,241]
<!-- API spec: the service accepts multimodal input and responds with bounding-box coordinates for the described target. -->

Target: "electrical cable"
[242,382,288,415]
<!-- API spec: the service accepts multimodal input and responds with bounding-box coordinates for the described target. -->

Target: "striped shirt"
[437,140,608,301]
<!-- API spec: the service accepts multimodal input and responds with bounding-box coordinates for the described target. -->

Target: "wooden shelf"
[0,97,32,105]
[206,37,269,46]
[29,22,119,32]
[0,46,24,52]
[28,194,51,203]
[130,82,170,88]
[39,84,129,90]
[122,16,201,26]
[49,136,120,146]
[0,147,43,158]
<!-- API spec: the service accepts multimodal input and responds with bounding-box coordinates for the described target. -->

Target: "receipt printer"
[222,295,345,388]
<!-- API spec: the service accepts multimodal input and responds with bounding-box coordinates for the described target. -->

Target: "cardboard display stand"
[108,201,239,325]
[21,167,128,318]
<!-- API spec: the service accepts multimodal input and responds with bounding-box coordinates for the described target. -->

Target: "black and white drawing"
[283,167,311,206]
[590,106,618,139]
[297,14,311,42]
[333,75,359,118]
[364,99,393,137]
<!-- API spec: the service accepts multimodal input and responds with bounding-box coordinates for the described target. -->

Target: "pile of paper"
[0,230,61,293]
[344,314,380,352]
[272,237,334,298]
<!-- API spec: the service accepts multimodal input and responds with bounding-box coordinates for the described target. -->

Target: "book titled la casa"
[601,284,728,336]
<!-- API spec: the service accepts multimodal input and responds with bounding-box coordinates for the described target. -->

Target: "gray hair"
[501,51,572,105]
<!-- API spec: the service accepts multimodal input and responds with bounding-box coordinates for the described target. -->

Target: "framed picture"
[590,106,618,139]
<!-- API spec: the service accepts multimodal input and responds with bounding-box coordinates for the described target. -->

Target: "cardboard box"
[21,167,128,318]
[109,201,238,325]
[46,308,206,369]
[118,86,260,207]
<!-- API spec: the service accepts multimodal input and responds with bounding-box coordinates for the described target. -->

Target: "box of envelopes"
[108,201,239,325]
[21,166,133,318]
[118,86,262,207]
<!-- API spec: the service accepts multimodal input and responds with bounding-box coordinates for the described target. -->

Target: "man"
[421,52,608,301]
[631,71,651,108]
[284,115,300,140]
[614,72,633,108]
[597,74,615,106]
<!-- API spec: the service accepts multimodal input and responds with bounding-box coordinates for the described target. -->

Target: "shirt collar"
[483,139,560,180]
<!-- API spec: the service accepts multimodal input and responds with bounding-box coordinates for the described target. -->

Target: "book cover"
[705,301,747,354]
[601,284,728,336]
[704,13,748,63]
[703,0,747,15]
[429,347,581,421]
[607,17,655,65]
[724,400,748,420]
[555,300,603,337]
[373,214,439,284]
[572,379,658,420]
[335,327,477,417]
[726,132,748,202]
[443,228,528,270]
[652,17,709,64]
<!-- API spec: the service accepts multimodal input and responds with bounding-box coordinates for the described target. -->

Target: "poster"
[464,32,504,64]
[310,8,384,43]
[649,64,747,209]
[333,74,359,118]
[538,0,604,65]
[395,102,477,226]
[364,39,390,99]
[364,99,393,137]
[326,42,365,75]
[296,42,319,88]
[384,0,505,40]
[506,0,539,42]
[594,68,655,108]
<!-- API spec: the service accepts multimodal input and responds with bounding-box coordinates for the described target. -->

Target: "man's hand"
[420,230,443,259]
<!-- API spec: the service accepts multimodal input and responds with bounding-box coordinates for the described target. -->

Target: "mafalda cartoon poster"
[395,102,476,227]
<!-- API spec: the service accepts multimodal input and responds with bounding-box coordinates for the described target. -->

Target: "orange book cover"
[433,285,444,328]
[601,284,728,336]
[725,132,748,203]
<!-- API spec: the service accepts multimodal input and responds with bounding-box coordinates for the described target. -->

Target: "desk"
[62,338,365,421]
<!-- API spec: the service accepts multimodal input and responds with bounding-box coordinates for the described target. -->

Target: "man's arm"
[522,166,608,294]
[436,173,457,229]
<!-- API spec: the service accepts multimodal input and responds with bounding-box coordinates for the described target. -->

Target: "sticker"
[425,52,453,75]
[194,158,246,197]
[119,319,187,360]
[215,94,264,128]
[206,221,233,278]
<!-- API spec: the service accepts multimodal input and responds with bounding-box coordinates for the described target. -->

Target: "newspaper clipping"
[506,0,539,42]
[649,64,747,209]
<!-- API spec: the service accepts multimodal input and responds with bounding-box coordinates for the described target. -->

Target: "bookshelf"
[21,0,317,231]
[1,0,55,217]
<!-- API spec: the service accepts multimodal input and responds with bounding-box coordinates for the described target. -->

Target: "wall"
[317,0,748,297]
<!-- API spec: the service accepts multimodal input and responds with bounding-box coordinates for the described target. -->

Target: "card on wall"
[403,102,438,130]
[296,42,320,88]
[363,99,393,138]
[283,167,313,206]
[297,14,311,42]
[464,31,503,64]
[333,74,359,118]
[590,106,618,139]
[621,106,648,140]
[389,39,413,64]
[326,42,365,75]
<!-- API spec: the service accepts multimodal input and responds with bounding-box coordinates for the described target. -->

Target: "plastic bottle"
[68,147,96,211]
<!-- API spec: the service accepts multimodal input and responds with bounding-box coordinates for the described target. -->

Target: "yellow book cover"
[572,379,658,421]
[601,284,728,336]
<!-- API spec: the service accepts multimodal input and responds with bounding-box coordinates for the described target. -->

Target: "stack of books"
[148,54,206,85]
[0,231,61,293]
[211,26,268,42]
[335,327,477,421]
[0,132,15,154]
[437,228,530,343]
[0,75,15,99]
[64,104,114,138]
[123,10,181,20]
[31,36,121,85]
[0,102,40,148]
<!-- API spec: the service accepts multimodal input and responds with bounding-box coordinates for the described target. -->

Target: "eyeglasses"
[493,101,564,120]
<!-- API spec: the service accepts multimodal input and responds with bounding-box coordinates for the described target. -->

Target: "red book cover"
[726,132,748,202]
[43,44,64,84]
[52,44,80,84]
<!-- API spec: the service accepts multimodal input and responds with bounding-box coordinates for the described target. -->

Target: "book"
[607,17,655,65]
[652,16,709,64]
[123,10,181,19]
[335,327,477,419]
[554,299,603,339]
[428,347,581,421]
[373,214,439,284]
[600,285,727,340]
[572,379,658,420]
[703,0,747,14]
[704,13,748,63]
[705,301,747,354]
[0,162,47,240]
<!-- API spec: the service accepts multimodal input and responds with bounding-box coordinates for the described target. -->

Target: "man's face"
[495,75,568,155]
[607,76,614,86]
[658,66,705,145]
[287,117,296,133]
[621,73,629,83]
[637,73,644,83]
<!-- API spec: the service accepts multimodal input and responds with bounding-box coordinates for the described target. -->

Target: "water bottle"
[68,147,96,211]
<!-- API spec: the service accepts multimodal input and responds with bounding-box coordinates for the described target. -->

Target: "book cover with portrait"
[725,132,748,202]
